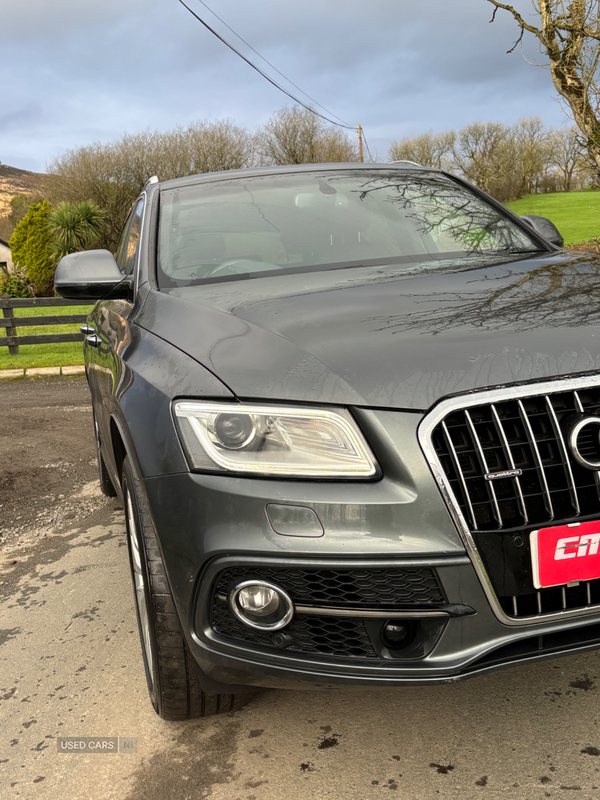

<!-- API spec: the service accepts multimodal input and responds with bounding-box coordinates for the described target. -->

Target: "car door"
[85,203,136,410]
[93,197,144,462]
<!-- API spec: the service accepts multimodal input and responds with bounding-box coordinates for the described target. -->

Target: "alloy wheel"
[126,488,157,702]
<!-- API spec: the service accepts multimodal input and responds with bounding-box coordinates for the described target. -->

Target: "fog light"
[230,580,294,630]
[239,585,280,616]
[382,620,414,649]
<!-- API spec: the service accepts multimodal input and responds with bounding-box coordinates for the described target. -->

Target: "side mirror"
[54,250,132,300]
[520,215,564,248]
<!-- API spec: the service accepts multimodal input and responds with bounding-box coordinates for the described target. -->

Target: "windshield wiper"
[505,247,546,254]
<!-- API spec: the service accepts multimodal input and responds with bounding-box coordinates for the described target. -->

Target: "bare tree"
[386,117,582,201]
[514,116,553,194]
[186,120,257,174]
[49,141,138,251]
[452,121,510,195]
[257,105,358,165]
[388,130,456,169]
[487,1,600,172]
[549,125,589,189]
[48,120,257,250]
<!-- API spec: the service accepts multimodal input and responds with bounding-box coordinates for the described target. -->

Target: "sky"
[0,0,573,174]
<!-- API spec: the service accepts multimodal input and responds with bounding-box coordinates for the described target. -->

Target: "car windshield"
[157,169,542,287]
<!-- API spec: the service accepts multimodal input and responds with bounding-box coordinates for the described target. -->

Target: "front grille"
[214,565,446,608]
[210,601,377,659]
[428,383,600,619]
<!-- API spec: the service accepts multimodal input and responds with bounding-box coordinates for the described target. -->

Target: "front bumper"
[143,407,600,689]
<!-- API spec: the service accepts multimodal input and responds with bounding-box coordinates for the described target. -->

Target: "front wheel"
[122,456,242,719]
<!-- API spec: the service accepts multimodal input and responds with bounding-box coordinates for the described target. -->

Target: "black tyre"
[122,456,241,720]
[93,413,117,497]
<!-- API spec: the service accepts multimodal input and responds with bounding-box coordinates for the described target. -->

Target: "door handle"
[80,324,94,335]
[86,334,101,348]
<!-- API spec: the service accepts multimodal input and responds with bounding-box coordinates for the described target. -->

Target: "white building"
[0,238,14,277]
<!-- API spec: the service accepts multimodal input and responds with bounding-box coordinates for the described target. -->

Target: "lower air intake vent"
[214,565,446,608]
[211,601,377,659]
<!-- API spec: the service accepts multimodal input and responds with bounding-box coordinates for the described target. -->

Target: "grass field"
[0,304,93,370]
[505,190,600,245]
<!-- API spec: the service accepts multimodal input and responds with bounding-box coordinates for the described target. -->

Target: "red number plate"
[530,520,600,589]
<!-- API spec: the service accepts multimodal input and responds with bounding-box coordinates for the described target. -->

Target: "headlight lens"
[173,401,379,478]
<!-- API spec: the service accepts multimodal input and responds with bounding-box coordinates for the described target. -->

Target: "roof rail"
[389,160,422,167]
[145,175,159,187]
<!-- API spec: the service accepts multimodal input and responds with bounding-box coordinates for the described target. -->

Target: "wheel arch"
[105,412,145,504]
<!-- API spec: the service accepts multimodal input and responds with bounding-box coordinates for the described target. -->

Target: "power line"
[176,0,357,131]
[193,0,354,129]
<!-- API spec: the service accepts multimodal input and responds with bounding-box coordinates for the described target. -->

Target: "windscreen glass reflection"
[158,171,541,286]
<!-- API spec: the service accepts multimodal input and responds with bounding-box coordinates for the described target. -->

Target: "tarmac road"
[2,377,600,800]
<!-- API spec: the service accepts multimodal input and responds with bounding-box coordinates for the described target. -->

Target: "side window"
[114,210,133,266]
[117,199,144,276]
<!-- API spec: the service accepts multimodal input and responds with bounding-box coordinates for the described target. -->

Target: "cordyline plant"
[487,1,600,172]
[48,200,106,260]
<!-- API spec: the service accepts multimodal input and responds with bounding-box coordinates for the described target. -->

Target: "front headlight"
[173,401,379,478]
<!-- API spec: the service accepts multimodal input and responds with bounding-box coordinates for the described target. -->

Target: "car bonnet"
[136,251,600,411]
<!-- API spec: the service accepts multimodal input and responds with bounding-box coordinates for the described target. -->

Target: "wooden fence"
[0,295,88,356]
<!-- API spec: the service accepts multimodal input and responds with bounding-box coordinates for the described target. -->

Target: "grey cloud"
[0,102,43,133]
[0,0,572,172]
[1,0,149,42]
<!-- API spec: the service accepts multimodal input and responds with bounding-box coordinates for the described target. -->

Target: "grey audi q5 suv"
[55,162,600,720]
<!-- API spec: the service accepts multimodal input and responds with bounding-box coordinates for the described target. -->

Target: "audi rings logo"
[568,415,600,470]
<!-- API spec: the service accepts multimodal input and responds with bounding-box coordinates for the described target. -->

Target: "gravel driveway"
[0,376,112,551]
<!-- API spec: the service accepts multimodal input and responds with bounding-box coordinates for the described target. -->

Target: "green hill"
[505,191,600,245]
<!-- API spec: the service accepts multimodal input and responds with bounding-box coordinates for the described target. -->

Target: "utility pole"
[357,124,364,163]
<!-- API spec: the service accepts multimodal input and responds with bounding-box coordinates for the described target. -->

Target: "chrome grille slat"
[517,399,554,520]
[490,404,528,524]
[421,377,600,625]
[545,396,580,514]
[464,409,502,526]
[441,421,478,530]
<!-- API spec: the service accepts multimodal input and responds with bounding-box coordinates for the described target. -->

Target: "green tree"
[0,192,47,243]
[9,201,56,296]
[48,200,106,259]
[9,193,46,227]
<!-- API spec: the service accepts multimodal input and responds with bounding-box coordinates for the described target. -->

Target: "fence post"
[1,293,19,356]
